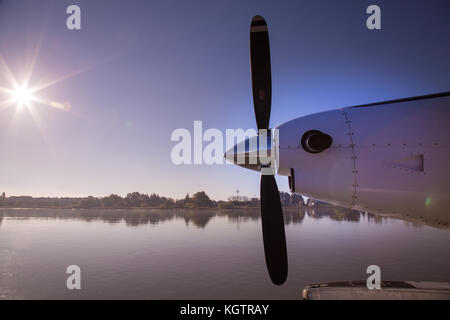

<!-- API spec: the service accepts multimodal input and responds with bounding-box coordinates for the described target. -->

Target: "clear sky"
[0,0,449,200]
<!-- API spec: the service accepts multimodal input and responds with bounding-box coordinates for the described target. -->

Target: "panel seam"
[341,108,358,208]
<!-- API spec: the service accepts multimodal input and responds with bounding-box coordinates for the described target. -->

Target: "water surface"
[0,208,449,299]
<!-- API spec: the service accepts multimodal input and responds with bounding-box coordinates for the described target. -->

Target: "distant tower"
[236,190,240,201]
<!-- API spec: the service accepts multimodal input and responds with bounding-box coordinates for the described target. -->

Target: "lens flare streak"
[0,55,69,112]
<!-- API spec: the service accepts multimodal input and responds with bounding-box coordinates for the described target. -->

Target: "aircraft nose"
[223,146,237,164]
[224,134,272,171]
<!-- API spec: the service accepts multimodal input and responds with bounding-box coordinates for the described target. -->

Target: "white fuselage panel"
[276,95,450,229]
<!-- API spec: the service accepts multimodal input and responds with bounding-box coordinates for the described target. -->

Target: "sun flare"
[0,54,78,116]
[10,85,35,108]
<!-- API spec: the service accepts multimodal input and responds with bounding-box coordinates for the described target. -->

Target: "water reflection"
[1,207,446,300]
[306,207,361,222]
[0,207,421,229]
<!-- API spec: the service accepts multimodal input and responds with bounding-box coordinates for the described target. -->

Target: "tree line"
[0,191,308,209]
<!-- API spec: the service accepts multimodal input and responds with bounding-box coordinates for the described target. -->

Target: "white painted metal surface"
[302,281,450,300]
[276,94,450,229]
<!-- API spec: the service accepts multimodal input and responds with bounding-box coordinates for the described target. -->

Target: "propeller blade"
[250,16,287,285]
[260,174,288,285]
[250,15,272,130]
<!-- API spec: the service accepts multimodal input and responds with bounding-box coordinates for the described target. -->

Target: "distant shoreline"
[0,205,319,210]
[0,191,313,210]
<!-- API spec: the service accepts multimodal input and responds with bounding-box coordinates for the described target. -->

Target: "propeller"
[250,15,288,285]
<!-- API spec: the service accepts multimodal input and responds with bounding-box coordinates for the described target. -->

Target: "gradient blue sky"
[0,0,449,200]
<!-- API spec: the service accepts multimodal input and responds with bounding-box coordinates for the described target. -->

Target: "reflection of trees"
[365,212,387,224]
[306,207,361,222]
[179,210,214,228]
[122,210,175,227]
[0,209,177,227]
[219,209,260,224]
[0,207,420,229]
[283,209,306,225]
[363,211,423,228]
[220,208,306,226]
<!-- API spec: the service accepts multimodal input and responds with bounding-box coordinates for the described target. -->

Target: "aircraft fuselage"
[276,92,450,229]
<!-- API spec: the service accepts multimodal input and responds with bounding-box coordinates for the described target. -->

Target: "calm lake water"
[0,208,449,299]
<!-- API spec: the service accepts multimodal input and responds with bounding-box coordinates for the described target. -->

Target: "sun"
[10,85,35,108]
[1,40,108,115]
[1,53,76,113]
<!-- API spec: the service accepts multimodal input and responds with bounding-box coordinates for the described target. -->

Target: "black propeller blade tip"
[260,174,288,285]
[251,15,267,29]
[250,15,272,130]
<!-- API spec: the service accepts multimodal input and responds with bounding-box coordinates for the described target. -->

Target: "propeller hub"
[224,131,274,172]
